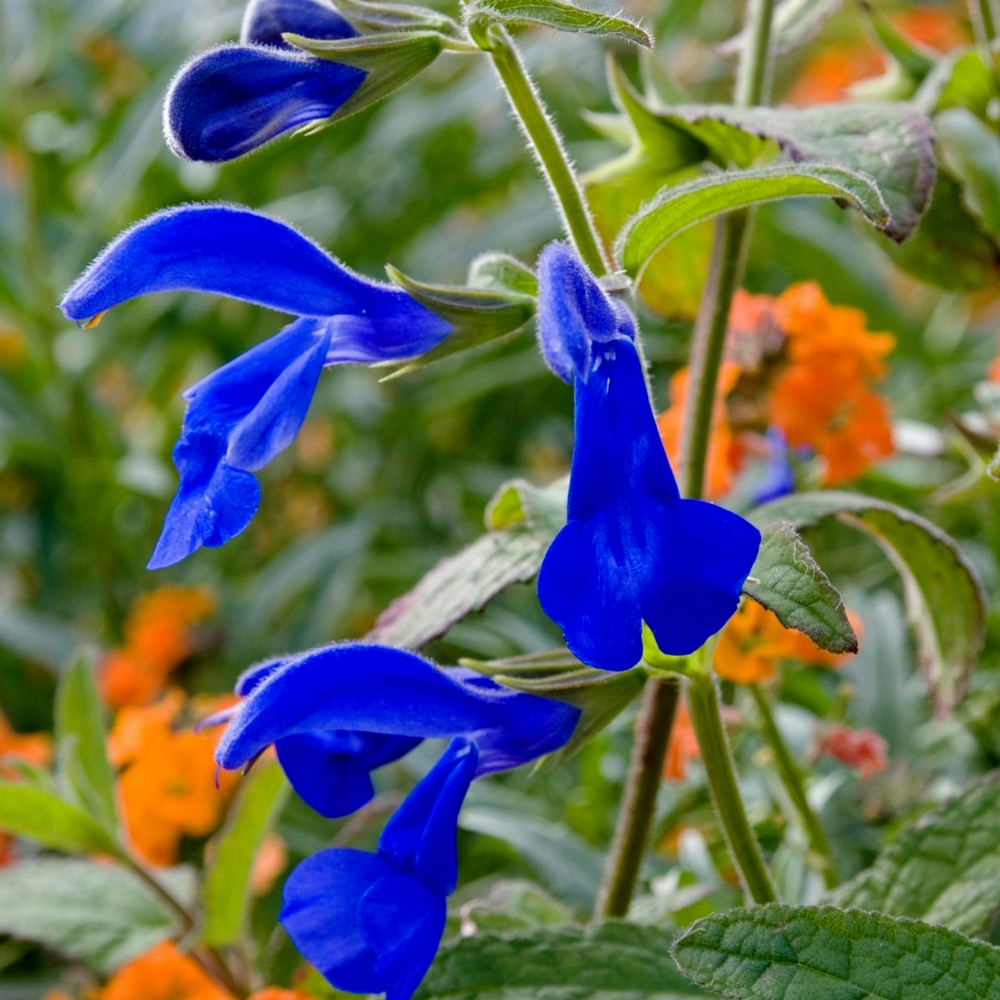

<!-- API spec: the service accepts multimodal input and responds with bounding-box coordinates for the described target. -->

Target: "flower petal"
[281,849,389,992]
[241,0,356,47]
[378,738,476,895]
[164,43,364,162]
[359,876,446,1000]
[214,644,580,779]
[61,204,450,357]
[535,241,633,383]
[147,318,329,569]
[538,338,760,668]
[276,731,421,818]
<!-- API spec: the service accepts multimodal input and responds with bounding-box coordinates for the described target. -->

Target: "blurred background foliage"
[3,0,1000,995]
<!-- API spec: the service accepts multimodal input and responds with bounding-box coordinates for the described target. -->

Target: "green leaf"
[54,649,117,833]
[286,30,442,126]
[416,921,710,1000]
[883,168,1000,291]
[648,103,935,240]
[717,0,843,58]
[470,0,652,47]
[0,782,119,855]
[367,479,566,650]
[0,858,190,975]
[936,107,1000,237]
[834,772,1000,935]
[673,904,1000,1000]
[201,761,290,947]
[921,48,999,121]
[383,264,535,376]
[742,520,858,656]
[754,491,986,716]
[617,164,889,278]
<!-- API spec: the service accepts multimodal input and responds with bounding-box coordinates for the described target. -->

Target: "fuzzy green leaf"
[471,0,652,47]
[367,479,566,650]
[201,761,290,947]
[754,491,986,716]
[674,904,1000,1000]
[742,520,857,655]
[834,772,1000,935]
[0,858,191,975]
[417,922,710,1000]
[618,164,888,278]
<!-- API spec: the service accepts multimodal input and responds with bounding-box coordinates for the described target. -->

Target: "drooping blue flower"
[61,204,452,569]
[165,0,364,161]
[535,243,761,673]
[211,642,580,817]
[281,737,477,1000]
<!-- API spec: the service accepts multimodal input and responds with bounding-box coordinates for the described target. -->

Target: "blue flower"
[281,737,477,1000]
[211,642,580,817]
[165,0,365,161]
[61,204,452,568]
[535,243,761,672]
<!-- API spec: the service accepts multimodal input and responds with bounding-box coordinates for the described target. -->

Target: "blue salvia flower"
[281,737,477,1000]
[165,0,365,161]
[535,243,761,672]
[210,642,581,817]
[752,426,797,505]
[60,204,451,569]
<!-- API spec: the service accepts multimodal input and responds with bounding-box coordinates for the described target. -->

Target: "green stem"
[121,853,247,996]
[594,676,680,917]
[482,23,611,276]
[687,674,776,903]
[749,683,838,890]
[593,0,776,919]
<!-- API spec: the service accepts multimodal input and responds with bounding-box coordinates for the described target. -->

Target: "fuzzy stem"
[594,676,680,917]
[483,24,612,276]
[593,0,777,919]
[121,853,247,996]
[687,674,776,903]
[749,683,838,890]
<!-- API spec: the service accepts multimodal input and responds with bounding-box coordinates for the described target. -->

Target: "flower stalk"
[595,0,777,917]
[749,683,838,890]
[594,675,680,918]
[479,23,612,276]
[687,671,776,904]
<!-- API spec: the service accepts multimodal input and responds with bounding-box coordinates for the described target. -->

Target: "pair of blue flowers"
[63,206,759,995]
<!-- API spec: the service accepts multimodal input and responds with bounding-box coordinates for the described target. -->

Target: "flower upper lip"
[61,203,452,568]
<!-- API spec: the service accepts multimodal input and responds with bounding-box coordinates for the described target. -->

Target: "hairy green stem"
[594,0,777,918]
[749,683,838,890]
[483,24,611,276]
[594,676,680,917]
[688,674,776,903]
[121,853,247,996]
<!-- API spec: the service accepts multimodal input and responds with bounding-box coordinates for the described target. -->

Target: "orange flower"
[715,600,857,684]
[101,586,215,709]
[248,991,313,1000]
[664,697,699,782]
[97,942,231,1000]
[770,282,895,485]
[111,693,233,866]
[250,832,288,896]
[0,710,51,775]
[818,725,888,780]
[658,362,745,499]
